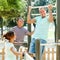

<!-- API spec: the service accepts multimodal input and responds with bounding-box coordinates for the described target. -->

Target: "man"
[12,17,33,51]
[27,4,54,59]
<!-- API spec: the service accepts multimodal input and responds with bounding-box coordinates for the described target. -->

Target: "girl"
[3,31,22,60]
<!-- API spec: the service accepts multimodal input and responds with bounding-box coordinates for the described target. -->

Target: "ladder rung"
[31,13,56,16]
[31,5,56,9]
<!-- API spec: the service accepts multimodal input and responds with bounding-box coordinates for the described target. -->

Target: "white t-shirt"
[32,16,50,40]
[5,40,16,60]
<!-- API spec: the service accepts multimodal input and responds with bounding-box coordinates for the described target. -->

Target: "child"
[3,31,22,60]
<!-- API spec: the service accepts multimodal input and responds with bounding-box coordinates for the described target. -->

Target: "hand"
[48,4,53,11]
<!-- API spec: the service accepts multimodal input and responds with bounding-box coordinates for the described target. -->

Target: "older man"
[12,17,33,51]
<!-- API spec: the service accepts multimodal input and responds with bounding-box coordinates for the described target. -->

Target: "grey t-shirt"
[12,26,29,42]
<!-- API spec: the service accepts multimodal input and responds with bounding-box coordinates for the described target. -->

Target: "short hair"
[39,7,44,10]
[16,17,24,22]
[39,7,46,13]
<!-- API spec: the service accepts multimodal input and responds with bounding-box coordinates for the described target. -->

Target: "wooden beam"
[56,0,60,60]
[35,39,40,60]
[31,13,56,16]
[31,5,56,9]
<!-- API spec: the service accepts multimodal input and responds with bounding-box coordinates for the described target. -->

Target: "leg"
[40,39,46,59]
[29,38,36,53]
[29,38,36,59]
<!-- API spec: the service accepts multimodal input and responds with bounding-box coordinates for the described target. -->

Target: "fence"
[42,48,56,60]
[35,39,60,60]
[0,40,60,60]
[0,49,4,60]
[0,41,5,60]
[0,42,28,60]
[0,47,56,60]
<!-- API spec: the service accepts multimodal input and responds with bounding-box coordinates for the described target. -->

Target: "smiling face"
[17,19,24,28]
[39,8,46,18]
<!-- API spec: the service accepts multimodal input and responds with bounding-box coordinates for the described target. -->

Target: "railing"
[14,42,28,60]
[35,39,60,60]
[1,40,60,60]
[0,49,4,60]
[0,41,28,60]
[0,41,5,60]
[42,48,56,60]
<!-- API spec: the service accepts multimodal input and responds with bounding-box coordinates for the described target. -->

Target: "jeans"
[29,38,46,59]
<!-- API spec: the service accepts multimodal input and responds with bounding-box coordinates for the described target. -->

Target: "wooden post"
[56,0,60,60]
[27,0,31,50]
[35,39,40,60]
[56,45,60,60]
[0,16,3,40]
[2,48,4,60]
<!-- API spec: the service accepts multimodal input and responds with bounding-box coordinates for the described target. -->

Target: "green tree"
[0,0,27,18]
[0,0,27,38]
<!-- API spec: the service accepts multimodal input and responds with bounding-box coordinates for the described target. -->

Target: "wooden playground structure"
[1,0,60,60]
[0,40,60,60]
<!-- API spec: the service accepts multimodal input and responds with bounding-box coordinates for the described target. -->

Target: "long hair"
[3,31,14,42]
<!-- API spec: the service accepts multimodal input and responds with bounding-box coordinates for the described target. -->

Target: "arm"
[25,28,34,36]
[26,31,34,36]
[48,4,54,22]
[10,47,22,56]
[27,6,36,24]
